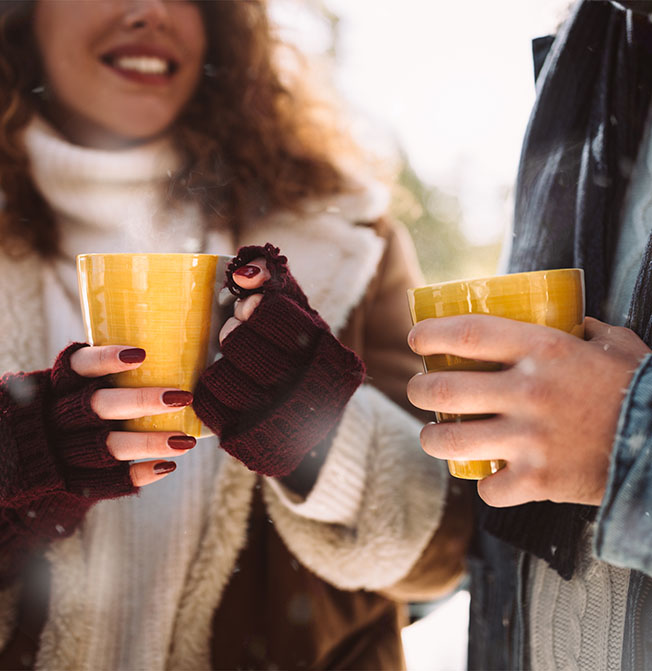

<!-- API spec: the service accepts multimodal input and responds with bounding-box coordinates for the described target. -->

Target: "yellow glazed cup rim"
[408,268,584,292]
[76,252,222,259]
[409,267,583,291]
[408,268,584,307]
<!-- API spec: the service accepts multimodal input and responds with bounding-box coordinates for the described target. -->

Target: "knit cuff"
[0,371,64,506]
[50,342,90,394]
[48,382,107,433]
[243,293,325,352]
[219,324,303,386]
[220,331,365,476]
[266,385,373,525]
[54,425,136,499]
[6,491,98,544]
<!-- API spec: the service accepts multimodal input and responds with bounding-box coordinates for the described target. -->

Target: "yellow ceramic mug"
[407,268,585,480]
[77,253,232,438]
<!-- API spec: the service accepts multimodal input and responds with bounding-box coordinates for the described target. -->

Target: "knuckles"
[419,421,466,458]
[530,329,573,362]
[514,374,555,410]
[452,317,482,352]
[436,422,467,457]
[425,373,455,408]
[407,372,456,411]
[135,388,150,411]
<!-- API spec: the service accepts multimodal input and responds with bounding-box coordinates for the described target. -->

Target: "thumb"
[231,257,271,290]
[583,316,612,341]
[584,316,651,362]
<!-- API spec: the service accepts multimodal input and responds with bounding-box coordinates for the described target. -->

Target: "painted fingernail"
[167,435,197,450]
[153,461,177,475]
[118,348,146,364]
[162,390,193,407]
[233,265,261,279]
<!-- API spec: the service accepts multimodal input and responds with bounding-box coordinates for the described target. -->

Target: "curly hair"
[0,0,353,258]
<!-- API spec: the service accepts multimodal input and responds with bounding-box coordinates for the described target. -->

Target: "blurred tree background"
[390,157,502,282]
[273,0,504,284]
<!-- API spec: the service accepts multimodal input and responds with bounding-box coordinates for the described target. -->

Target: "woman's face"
[34,0,207,149]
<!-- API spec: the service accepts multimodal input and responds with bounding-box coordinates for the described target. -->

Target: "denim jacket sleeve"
[594,353,652,577]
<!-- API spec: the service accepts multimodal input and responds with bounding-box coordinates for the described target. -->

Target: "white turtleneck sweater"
[24,117,223,364]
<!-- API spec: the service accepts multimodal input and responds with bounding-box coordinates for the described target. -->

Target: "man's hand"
[407,315,650,507]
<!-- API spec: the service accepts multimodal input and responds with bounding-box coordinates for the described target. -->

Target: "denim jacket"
[466,4,652,665]
[467,354,652,670]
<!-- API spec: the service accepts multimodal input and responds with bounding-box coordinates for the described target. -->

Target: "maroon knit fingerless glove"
[193,244,366,477]
[0,343,136,585]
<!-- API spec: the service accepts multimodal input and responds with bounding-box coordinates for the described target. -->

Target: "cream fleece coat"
[0,124,448,670]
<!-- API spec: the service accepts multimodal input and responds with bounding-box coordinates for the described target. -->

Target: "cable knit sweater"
[0,119,452,670]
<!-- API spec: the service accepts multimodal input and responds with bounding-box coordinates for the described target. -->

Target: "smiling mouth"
[101,54,179,77]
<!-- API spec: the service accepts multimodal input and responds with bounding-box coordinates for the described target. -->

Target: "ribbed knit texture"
[482,0,652,581]
[0,343,135,586]
[194,244,366,476]
[528,525,630,671]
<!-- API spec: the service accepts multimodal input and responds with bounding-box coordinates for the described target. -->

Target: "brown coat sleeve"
[339,217,473,602]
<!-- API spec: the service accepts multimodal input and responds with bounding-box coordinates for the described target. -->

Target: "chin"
[85,116,178,149]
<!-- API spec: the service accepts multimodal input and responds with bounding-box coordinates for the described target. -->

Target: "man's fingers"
[477,464,548,508]
[231,257,271,290]
[90,388,193,420]
[407,370,512,415]
[107,431,196,461]
[129,460,177,487]
[70,345,146,377]
[583,316,612,340]
[408,314,574,365]
[419,417,518,462]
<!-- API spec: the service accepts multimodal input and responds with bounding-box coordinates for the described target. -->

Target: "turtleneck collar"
[23,116,206,259]
[21,116,228,365]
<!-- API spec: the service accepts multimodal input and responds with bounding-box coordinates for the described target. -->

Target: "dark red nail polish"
[118,348,146,364]
[167,435,197,450]
[233,264,261,279]
[153,461,177,475]
[162,390,193,407]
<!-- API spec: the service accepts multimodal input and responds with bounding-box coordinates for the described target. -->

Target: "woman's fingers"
[90,387,193,420]
[103,432,196,487]
[218,294,263,345]
[219,316,241,345]
[106,431,196,461]
[231,257,271,290]
[234,293,263,321]
[129,460,178,487]
[70,345,146,377]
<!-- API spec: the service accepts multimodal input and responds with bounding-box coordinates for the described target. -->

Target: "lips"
[100,44,179,83]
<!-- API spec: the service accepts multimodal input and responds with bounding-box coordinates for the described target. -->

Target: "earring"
[203,63,218,78]
[31,84,49,101]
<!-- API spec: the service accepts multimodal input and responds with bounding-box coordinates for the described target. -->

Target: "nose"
[122,0,170,31]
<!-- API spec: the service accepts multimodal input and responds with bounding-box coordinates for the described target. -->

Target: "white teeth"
[113,56,169,75]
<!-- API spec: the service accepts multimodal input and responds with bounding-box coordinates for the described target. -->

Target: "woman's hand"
[407,315,650,508]
[193,243,365,477]
[218,258,270,344]
[69,345,196,486]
